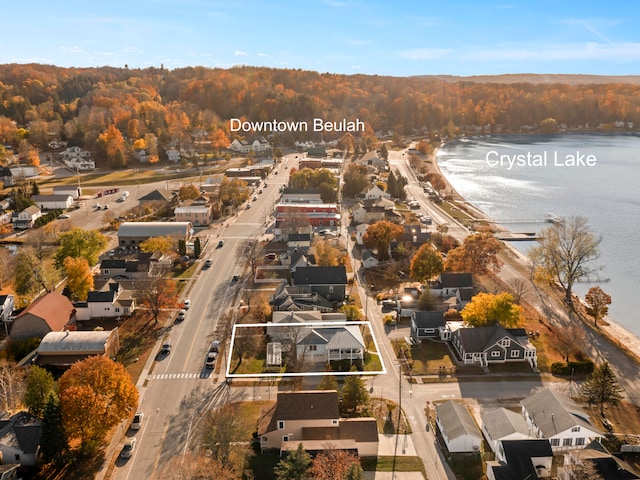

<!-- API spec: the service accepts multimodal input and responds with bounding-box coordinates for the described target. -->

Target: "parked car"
[205,351,217,368]
[204,258,212,267]
[58,214,70,219]
[131,412,144,430]
[218,240,224,248]
[210,340,220,353]
[161,341,172,355]
[103,204,109,210]
[177,309,186,321]
[182,299,191,310]
[120,438,136,458]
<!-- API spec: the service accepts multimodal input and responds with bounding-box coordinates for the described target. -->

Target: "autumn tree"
[274,443,311,480]
[137,276,179,324]
[289,168,338,202]
[139,235,175,254]
[362,221,404,261]
[162,453,236,480]
[24,365,57,416]
[444,232,503,275]
[54,228,107,269]
[318,375,338,391]
[529,216,601,303]
[386,169,408,200]
[554,323,587,362]
[341,369,370,416]
[219,177,250,208]
[0,359,28,411]
[342,164,369,198]
[310,450,364,480]
[63,256,94,301]
[410,243,444,283]
[0,248,16,290]
[339,304,362,321]
[461,292,523,327]
[59,356,138,453]
[580,362,624,416]
[178,183,200,201]
[312,237,341,266]
[200,403,252,472]
[585,286,612,326]
[238,238,263,277]
[15,249,48,296]
[96,124,127,168]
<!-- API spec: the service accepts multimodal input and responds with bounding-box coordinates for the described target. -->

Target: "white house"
[520,389,603,451]
[166,148,181,162]
[296,325,365,364]
[61,146,90,160]
[174,205,213,226]
[480,407,534,454]
[31,195,73,211]
[13,206,42,229]
[436,401,483,453]
[0,412,41,467]
[75,288,136,321]
[230,137,270,154]
[361,249,379,269]
[53,185,82,199]
[364,184,391,201]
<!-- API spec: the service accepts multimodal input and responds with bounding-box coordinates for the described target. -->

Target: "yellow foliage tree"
[139,235,175,254]
[63,256,94,301]
[59,356,138,453]
[444,232,503,275]
[461,292,523,327]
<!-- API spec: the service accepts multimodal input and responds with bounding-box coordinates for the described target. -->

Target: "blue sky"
[3,0,640,76]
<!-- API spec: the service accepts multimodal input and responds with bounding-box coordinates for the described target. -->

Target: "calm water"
[437,134,640,335]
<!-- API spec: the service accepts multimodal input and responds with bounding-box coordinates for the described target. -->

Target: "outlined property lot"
[226,321,386,378]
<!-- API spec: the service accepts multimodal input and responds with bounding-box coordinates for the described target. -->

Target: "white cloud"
[235,50,249,57]
[61,46,86,54]
[257,52,270,57]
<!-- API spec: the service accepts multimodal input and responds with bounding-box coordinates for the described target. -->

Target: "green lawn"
[364,352,383,371]
[361,456,426,476]
[446,453,485,480]
[393,340,455,375]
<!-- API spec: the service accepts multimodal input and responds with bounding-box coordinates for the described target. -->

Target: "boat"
[545,213,563,224]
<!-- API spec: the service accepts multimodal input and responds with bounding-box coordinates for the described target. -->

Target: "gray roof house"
[297,325,365,364]
[34,329,120,369]
[430,272,474,298]
[521,389,604,451]
[435,400,482,453]
[480,407,534,454]
[292,266,348,303]
[410,311,446,342]
[450,324,538,369]
[0,412,41,467]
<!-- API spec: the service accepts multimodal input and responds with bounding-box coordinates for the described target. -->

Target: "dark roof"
[288,233,312,242]
[100,259,127,269]
[282,187,321,195]
[439,272,474,288]
[87,291,116,303]
[412,311,446,329]
[0,167,12,176]
[0,412,41,455]
[455,325,523,354]
[302,418,378,443]
[293,266,348,286]
[258,390,340,435]
[502,440,552,476]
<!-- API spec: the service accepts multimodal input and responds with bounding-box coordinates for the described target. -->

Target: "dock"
[495,232,540,241]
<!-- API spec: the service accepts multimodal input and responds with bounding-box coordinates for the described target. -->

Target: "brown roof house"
[258,390,378,457]
[9,293,76,343]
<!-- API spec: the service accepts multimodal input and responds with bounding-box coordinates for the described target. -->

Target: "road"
[109,160,291,479]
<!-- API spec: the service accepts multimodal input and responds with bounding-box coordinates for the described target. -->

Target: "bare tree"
[238,239,263,278]
[554,323,587,362]
[0,359,28,411]
[136,274,179,324]
[0,248,15,290]
[530,216,601,303]
[507,277,530,305]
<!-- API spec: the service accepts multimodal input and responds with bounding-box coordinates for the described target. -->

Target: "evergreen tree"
[31,180,40,195]
[380,143,389,161]
[318,375,338,391]
[341,367,370,415]
[387,170,397,198]
[194,237,201,258]
[177,239,186,256]
[40,394,68,464]
[274,443,311,480]
[24,365,57,416]
[344,461,366,480]
[580,362,624,415]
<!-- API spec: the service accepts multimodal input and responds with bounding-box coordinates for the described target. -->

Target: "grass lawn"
[364,352,383,371]
[446,453,486,480]
[392,339,455,375]
[438,201,474,224]
[361,456,426,475]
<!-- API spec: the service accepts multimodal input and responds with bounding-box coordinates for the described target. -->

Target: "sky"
[3,0,640,77]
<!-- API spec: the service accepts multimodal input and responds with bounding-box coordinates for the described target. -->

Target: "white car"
[58,214,70,219]
[177,309,186,321]
[131,412,144,430]
[205,351,218,368]
[182,299,191,310]
[204,258,212,267]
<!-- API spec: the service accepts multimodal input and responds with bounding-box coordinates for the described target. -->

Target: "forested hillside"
[1,63,639,166]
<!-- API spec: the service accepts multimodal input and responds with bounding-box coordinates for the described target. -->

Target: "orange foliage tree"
[362,221,404,261]
[59,356,138,453]
[444,232,503,275]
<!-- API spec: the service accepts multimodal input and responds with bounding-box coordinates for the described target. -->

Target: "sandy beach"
[428,141,640,364]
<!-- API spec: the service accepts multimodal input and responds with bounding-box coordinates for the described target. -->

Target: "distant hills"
[418,73,640,85]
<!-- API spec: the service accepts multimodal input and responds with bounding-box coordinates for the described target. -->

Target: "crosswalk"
[148,372,210,380]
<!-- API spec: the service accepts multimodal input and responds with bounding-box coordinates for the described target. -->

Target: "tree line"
[2,64,640,167]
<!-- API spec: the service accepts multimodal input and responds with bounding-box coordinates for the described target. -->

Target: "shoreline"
[429,139,640,365]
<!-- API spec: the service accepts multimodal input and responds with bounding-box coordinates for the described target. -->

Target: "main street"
[109,161,290,479]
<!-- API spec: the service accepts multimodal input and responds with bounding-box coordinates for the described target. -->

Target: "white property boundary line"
[226,321,387,378]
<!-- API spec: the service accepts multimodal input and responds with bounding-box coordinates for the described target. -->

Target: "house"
[355,223,369,245]
[361,250,379,269]
[521,389,604,451]
[117,221,192,247]
[12,205,42,229]
[74,286,136,320]
[398,224,431,246]
[97,253,160,280]
[292,266,348,303]
[486,439,553,480]
[297,325,365,364]
[0,412,41,467]
[166,148,181,162]
[435,401,483,453]
[52,185,82,199]
[480,407,534,454]
[364,184,391,201]
[270,284,334,313]
[450,324,538,368]
[410,311,446,342]
[230,137,271,154]
[0,295,15,323]
[174,205,213,226]
[10,292,76,342]
[31,194,73,210]
[61,146,90,160]
[138,189,174,204]
[286,233,312,252]
[558,440,640,480]
[0,167,13,188]
[258,390,378,457]
[275,203,341,234]
[430,272,474,298]
[33,329,120,369]
[281,188,323,204]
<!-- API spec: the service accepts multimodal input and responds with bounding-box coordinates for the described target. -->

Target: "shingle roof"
[521,388,602,438]
[302,418,379,443]
[456,325,522,354]
[16,292,74,331]
[480,408,531,441]
[489,439,553,480]
[138,189,173,202]
[293,266,347,286]
[439,272,474,288]
[436,401,481,441]
[258,390,340,435]
[87,291,116,303]
[412,311,446,329]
